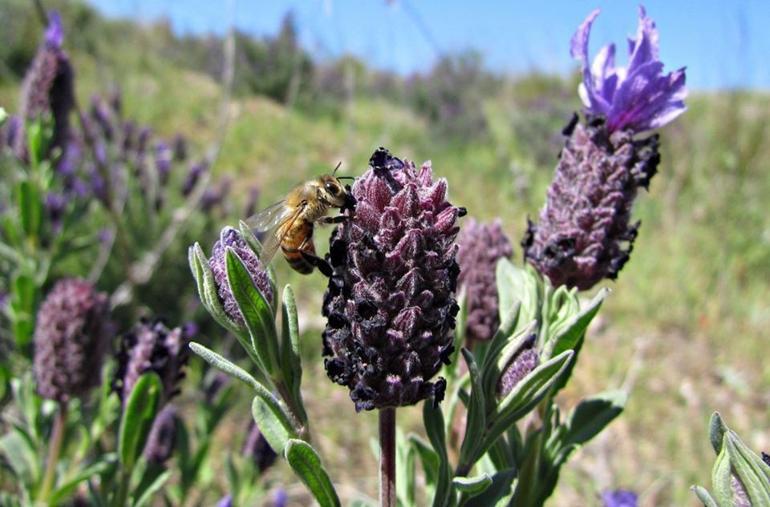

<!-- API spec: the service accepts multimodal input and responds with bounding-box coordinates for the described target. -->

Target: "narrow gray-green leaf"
[463,468,516,507]
[132,470,171,507]
[545,288,607,360]
[225,248,279,376]
[691,485,719,507]
[452,474,492,495]
[118,373,162,469]
[459,349,486,469]
[189,342,260,390]
[251,396,297,455]
[285,439,340,507]
[280,285,303,403]
[560,390,627,449]
[709,412,727,454]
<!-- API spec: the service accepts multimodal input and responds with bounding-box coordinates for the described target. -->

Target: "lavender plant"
[693,413,770,507]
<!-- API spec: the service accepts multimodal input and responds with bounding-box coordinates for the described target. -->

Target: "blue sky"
[87,0,770,90]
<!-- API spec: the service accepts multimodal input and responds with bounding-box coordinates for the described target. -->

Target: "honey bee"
[247,164,355,276]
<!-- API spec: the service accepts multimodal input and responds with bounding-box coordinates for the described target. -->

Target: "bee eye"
[325,182,340,196]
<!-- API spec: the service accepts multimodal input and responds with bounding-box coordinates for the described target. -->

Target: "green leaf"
[423,401,453,507]
[545,288,607,360]
[496,259,541,334]
[463,468,516,507]
[710,443,734,506]
[17,180,42,239]
[280,285,304,416]
[189,342,261,391]
[284,439,340,507]
[724,426,770,505]
[191,243,239,335]
[132,469,171,507]
[409,435,440,489]
[559,390,626,451]
[482,350,573,455]
[691,485,719,507]
[49,461,112,505]
[458,349,486,470]
[118,373,162,470]
[709,412,727,454]
[0,429,38,484]
[452,474,492,495]
[479,304,523,399]
[225,248,280,377]
[251,395,297,455]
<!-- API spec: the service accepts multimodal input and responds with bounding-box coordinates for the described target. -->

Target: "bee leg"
[318,215,349,225]
[299,250,333,277]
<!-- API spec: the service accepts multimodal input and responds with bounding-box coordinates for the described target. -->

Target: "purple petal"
[45,11,64,49]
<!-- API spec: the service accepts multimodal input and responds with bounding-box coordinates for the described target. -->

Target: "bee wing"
[246,200,289,232]
[255,202,307,267]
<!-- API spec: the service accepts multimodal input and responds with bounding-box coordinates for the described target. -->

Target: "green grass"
[4,27,770,506]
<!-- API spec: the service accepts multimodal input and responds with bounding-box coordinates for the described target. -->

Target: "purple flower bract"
[571,6,686,134]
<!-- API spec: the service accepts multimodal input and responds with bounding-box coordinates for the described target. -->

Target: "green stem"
[40,401,67,501]
[379,408,397,507]
[113,468,131,507]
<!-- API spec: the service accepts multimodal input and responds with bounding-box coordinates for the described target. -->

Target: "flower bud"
[242,421,277,472]
[33,278,110,402]
[498,334,539,397]
[457,219,513,343]
[113,318,191,403]
[208,227,273,325]
[322,148,461,411]
[143,404,178,465]
[601,489,638,507]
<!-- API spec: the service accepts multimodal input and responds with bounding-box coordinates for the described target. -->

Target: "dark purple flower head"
[172,134,187,161]
[208,227,273,325]
[18,11,75,155]
[143,404,178,465]
[45,192,67,231]
[242,421,277,472]
[216,496,233,507]
[322,148,461,411]
[33,278,110,402]
[113,318,192,403]
[571,6,686,133]
[601,489,638,507]
[498,335,539,397]
[523,117,659,290]
[457,218,513,344]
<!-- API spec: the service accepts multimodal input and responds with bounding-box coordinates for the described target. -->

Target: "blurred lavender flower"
[18,10,75,156]
[601,489,638,507]
[216,496,233,507]
[457,219,513,344]
[243,185,261,218]
[242,421,277,472]
[113,318,192,402]
[322,148,461,411]
[270,489,288,507]
[204,371,230,403]
[2,115,22,151]
[182,161,207,196]
[90,95,114,140]
[155,142,172,184]
[172,134,187,161]
[143,404,178,465]
[572,7,686,134]
[33,278,110,402]
[200,177,232,213]
[45,192,67,231]
[523,114,661,290]
[208,227,273,324]
[498,335,539,397]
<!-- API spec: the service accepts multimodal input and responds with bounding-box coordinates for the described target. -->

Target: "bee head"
[318,174,349,208]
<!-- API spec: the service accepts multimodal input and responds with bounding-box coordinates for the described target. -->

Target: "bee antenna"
[336,176,355,181]
[333,161,342,175]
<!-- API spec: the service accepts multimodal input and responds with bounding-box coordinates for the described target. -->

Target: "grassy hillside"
[2,3,769,505]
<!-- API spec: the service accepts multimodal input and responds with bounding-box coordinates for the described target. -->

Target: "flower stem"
[379,407,397,507]
[40,401,67,501]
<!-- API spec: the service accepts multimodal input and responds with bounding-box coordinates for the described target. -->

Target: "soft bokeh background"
[2,0,769,505]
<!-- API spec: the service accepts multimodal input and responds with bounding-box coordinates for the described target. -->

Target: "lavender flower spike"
[322,148,462,411]
[457,219,513,344]
[571,6,686,133]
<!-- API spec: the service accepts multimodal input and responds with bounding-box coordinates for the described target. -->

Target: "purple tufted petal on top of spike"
[322,147,461,411]
[44,11,64,49]
[571,6,686,133]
